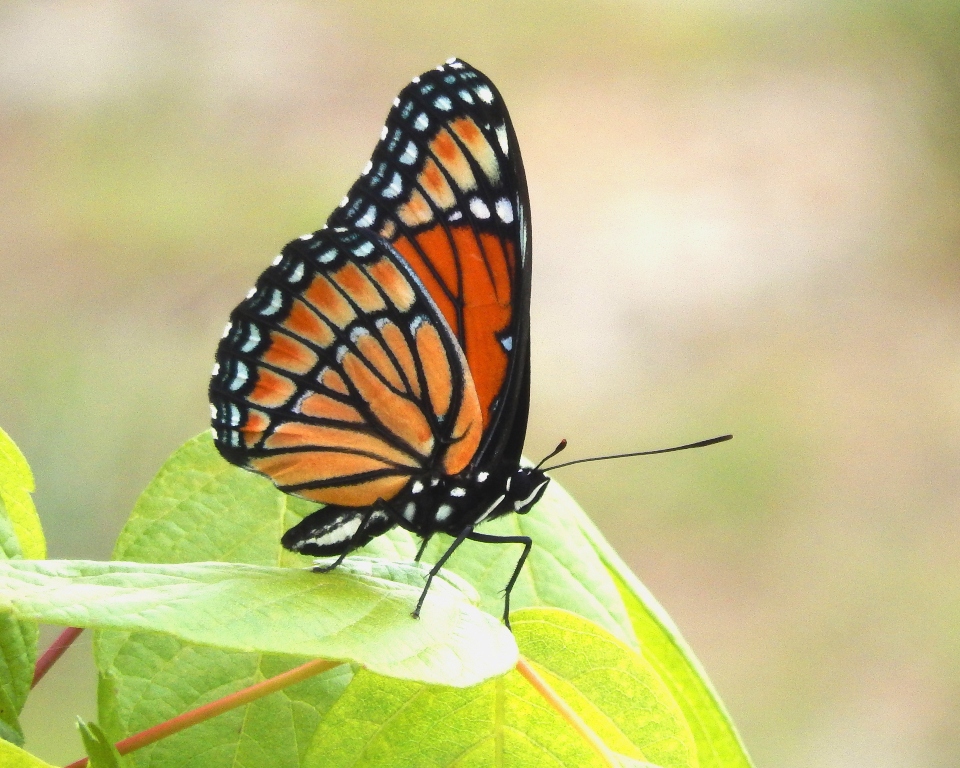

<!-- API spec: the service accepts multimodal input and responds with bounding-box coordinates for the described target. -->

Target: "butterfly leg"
[412,525,475,620]
[464,531,532,630]
[414,534,433,562]
[312,551,349,573]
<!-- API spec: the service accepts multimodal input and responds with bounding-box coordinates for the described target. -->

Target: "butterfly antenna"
[535,439,568,470]
[540,434,732,472]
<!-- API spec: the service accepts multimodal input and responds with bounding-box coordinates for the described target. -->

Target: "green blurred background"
[2,1,959,765]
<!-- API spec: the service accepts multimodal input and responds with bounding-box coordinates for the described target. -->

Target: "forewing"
[327,58,532,467]
[210,227,483,508]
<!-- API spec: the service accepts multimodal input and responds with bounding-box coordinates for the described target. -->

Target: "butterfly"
[209,58,549,628]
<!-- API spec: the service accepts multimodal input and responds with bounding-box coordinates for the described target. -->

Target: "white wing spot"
[399,141,418,165]
[221,322,232,338]
[477,471,489,482]
[380,126,388,141]
[449,61,464,69]
[413,113,429,131]
[392,96,400,107]
[229,362,249,390]
[246,288,256,299]
[355,205,377,228]
[382,172,403,198]
[434,95,452,111]
[317,248,337,263]
[495,124,509,155]
[412,76,421,83]
[448,210,463,222]
[403,502,416,521]
[271,254,283,265]
[476,85,494,103]
[240,324,261,352]
[362,160,372,175]
[339,196,349,208]
[458,89,474,104]
[299,233,312,241]
[445,57,457,64]
[352,241,374,257]
[450,487,466,497]
[501,336,513,351]
[289,262,305,282]
[469,198,490,219]
[435,504,454,523]
[495,198,514,223]
[211,363,220,377]
[260,289,283,316]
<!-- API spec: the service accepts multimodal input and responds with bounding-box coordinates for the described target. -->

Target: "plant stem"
[63,657,341,768]
[32,626,84,688]
[515,655,619,767]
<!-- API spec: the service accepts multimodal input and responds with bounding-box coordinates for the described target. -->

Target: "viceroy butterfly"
[209,58,729,627]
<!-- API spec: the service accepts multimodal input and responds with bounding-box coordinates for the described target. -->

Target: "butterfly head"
[505,467,550,515]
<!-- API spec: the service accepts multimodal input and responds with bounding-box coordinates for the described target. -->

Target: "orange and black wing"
[326,58,532,468]
[209,227,483,514]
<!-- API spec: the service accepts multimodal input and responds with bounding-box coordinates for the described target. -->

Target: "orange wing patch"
[332,262,387,313]
[397,189,434,228]
[341,351,435,457]
[263,421,418,467]
[284,299,335,348]
[262,332,318,375]
[365,257,415,311]
[379,320,421,397]
[450,118,500,183]
[319,367,350,395]
[295,475,411,507]
[419,157,456,210]
[353,330,405,391]
[297,392,364,423]
[430,128,477,192]
[248,368,297,408]
[302,275,356,328]
[414,321,453,419]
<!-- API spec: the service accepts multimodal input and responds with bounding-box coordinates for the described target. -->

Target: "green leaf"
[0,736,57,768]
[303,608,694,768]
[0,504,36,745]
[572,502,755,768]
[97,433,351,768]
[0,558,516,686]
[78,720,124,768]
[0,427,44,560]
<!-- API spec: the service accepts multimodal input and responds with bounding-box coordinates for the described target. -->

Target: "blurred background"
[2,1,959,765]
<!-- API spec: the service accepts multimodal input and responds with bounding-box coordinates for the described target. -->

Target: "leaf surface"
[0,736,57,768]
[0,427,44,560]
[0,558,516,686]
[78,720,125,768]
[303,608,695,768]
[0,503,36,746]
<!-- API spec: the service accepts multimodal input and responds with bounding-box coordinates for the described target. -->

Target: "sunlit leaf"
[0,427,44,560]
[0,736,57,768]
[0,504,35,745]
[0,558,516,687]
[303,608,695,768]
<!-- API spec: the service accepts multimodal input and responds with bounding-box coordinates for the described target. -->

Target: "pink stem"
[32,626,84,688]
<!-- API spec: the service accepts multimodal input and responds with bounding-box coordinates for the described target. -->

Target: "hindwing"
[210,227,483,509]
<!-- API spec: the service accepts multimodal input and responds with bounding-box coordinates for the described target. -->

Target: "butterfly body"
[210,58,541,626]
